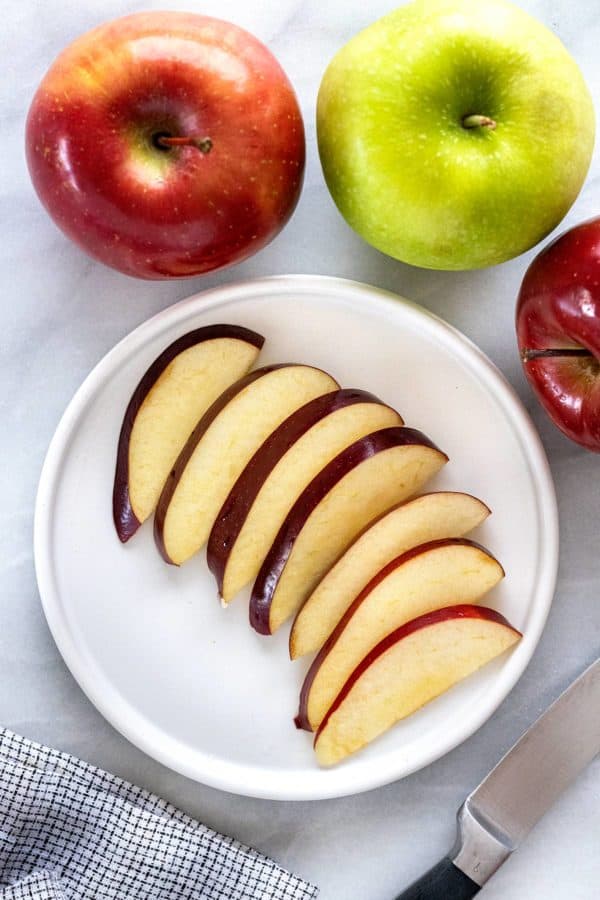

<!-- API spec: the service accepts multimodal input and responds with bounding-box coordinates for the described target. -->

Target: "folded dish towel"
[0,729,318,899]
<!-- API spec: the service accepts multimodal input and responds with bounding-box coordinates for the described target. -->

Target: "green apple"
[317,0,595,270]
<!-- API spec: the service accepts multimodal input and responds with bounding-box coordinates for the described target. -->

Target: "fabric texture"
[0,871,66,900]
[0,729,318,900]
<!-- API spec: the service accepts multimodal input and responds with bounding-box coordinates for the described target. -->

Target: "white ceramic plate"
[35,275,558,801]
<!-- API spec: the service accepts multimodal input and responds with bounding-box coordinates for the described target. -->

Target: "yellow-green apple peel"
[317,0,595,270]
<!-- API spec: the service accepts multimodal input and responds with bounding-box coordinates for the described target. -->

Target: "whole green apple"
[317,0,595,270]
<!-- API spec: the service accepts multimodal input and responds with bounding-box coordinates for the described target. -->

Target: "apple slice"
[314,605,521,766]
[154,364,339,565]
[296,538,504,731]
[207,389,403,604]
[250,427,448,635]
[113,324,264,542]
[290,492,490,659]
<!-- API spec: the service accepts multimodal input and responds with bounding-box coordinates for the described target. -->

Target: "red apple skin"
[25,12,305,279]
[249,427,447,635]
[516,217,600,452]
[113,324,264,543]
[206,388,391,595]
[295,537,503,731]
[314,605,522,745]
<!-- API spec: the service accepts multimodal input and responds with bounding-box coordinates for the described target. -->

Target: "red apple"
[516,217,600,452]
[25,12,305,279]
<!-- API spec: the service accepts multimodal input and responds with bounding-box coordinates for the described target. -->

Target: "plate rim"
[34,274,559,801]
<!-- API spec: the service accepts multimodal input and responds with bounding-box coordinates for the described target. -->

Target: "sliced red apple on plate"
[154,364,339,565]
[250,427,448,635]
[290,491,490,659]
[113,325,264,542]
[314,605,521,766]
[296,537,504,731]
[207,389,403,604]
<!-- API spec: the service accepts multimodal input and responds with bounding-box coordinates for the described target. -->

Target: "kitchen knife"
[394,656,600,899]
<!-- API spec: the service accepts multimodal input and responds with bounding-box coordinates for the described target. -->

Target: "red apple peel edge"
[113,324,264,543]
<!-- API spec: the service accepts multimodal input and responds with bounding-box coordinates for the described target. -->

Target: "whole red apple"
[25,12,305,279]
[516,217,600,452]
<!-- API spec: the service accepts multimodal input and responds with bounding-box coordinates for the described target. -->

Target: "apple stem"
[462,114,497,131]
[521,347,594,362]
[156,135,213,154]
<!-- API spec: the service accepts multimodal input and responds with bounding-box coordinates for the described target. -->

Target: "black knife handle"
[394,856,480,900]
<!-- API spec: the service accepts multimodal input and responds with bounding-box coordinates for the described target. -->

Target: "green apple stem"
[521,347,595,362]
[155,135,213,154]
[462,114,497,131]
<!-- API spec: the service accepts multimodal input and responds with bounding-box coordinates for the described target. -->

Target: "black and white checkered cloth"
[0,729,318,900]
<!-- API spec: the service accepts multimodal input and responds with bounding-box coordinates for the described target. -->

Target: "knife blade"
[395,656,600,899]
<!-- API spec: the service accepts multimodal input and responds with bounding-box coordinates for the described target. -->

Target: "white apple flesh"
[314,604,521,766]
[297,538,504,731]
[154,364,338,564]
[250,427,448,634]
[113,325,263,542]
[208,389,402,603]
[290,491,490,658]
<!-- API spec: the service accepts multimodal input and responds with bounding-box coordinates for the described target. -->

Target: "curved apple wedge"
[250,427,448,635]
[207,389,402,604]
[154,364,339,565]
[290,492,490,659]
[296,538,504,731]
[314,605,521,767]
[113,325,264,543]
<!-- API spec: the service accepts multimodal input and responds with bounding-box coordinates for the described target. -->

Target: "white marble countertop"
[3,0,600,897]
